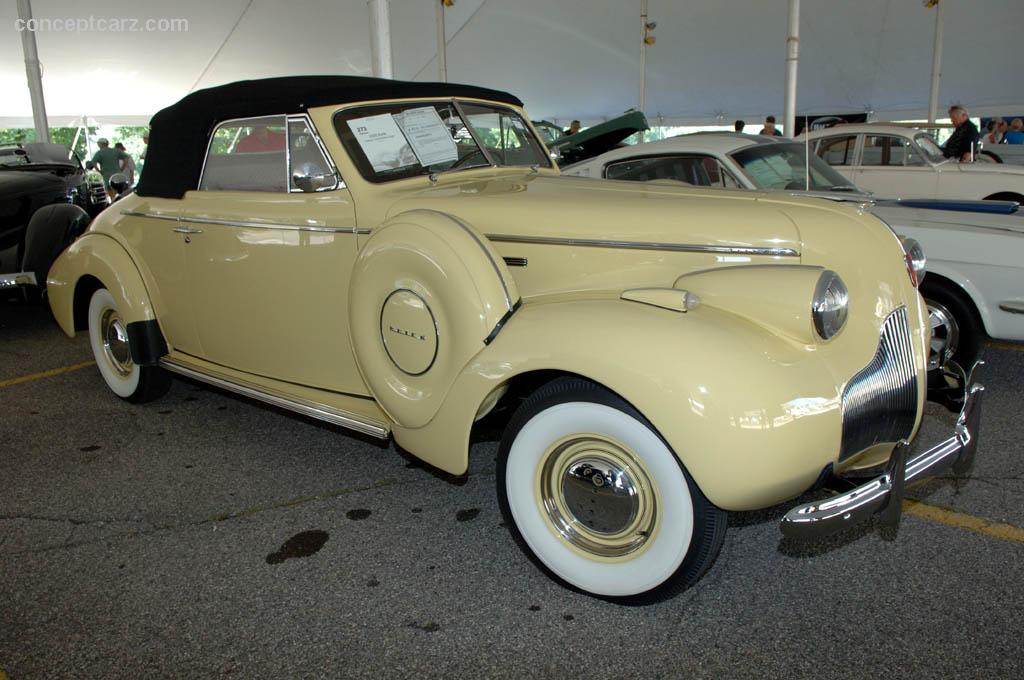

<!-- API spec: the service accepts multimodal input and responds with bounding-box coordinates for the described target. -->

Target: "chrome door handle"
[172,226,203,234]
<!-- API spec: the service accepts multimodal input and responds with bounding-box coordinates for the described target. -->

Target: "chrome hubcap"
[100,308,133,376]
[539,436,657,558]
[927,301,959,370]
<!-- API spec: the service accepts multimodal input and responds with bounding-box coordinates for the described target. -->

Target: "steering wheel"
[447,147,487,170]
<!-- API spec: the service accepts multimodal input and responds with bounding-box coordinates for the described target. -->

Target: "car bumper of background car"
[0,271,38,290]
[779,360,984,540]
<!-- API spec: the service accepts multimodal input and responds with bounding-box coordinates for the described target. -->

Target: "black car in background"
[1,143,106,300]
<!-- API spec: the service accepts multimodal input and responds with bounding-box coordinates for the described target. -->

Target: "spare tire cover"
[349,209,520,428]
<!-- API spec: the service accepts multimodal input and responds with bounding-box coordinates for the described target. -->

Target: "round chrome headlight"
[812,270,849,341]
[901,237,927,287]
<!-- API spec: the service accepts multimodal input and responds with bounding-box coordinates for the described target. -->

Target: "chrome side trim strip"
[484,233,800,257]
[121,209,179,223]
[164,212,360,234]
[158,357,389,439]
[999,301,1024,315]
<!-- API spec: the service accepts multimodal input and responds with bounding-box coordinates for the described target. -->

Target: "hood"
[872,202,1024,237]
[0,169,67,201]
[387,173,804,254]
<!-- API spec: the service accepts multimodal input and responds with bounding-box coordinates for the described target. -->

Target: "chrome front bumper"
[780,361,984,540]
[0,271,38,290]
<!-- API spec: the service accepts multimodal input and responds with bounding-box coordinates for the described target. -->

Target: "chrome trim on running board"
[159,357,389,439]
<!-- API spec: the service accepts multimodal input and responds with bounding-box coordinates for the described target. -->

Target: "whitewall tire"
[496,377,726,602]
[87,288,170,403]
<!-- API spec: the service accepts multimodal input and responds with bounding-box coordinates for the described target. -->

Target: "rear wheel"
[87,288,170,403]
[496,377,726,603]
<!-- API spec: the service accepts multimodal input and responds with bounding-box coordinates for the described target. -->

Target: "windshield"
[914,133,945,163]
[334,100,551,183]
[729,142,858,191]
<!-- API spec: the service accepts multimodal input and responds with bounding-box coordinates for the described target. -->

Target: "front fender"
[392,296,846,511]
[47,232,156,338]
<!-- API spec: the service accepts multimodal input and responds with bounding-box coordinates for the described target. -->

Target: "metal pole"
[782,0,799,139]
[16,0,50,143]
[927,1,945,124]
[368,0,393,79]
[639,0,648,143]
[436,1,447,82]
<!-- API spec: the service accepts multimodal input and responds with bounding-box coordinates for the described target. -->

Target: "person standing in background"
[1004,119,1024,144]
[759,116,782,136]
[943,105,980,161]
[90,138,127,198]
[984,120,1002,144]
[734,120,745,133]
[564,120,581,135]
[115,142,137,185]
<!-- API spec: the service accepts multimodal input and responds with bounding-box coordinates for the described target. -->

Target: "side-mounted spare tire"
[349,210,520,428]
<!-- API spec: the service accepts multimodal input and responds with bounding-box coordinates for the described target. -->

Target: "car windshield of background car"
[914,134,946,163]
[731,143,856,191]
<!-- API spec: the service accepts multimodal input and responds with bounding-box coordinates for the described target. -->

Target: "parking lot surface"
[2,300,1022,679]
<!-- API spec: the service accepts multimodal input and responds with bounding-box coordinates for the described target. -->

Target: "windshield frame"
[728,141,859,192]
[333,98,551,184]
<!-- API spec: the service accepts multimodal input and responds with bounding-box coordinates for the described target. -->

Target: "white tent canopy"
[2,0,1021,128]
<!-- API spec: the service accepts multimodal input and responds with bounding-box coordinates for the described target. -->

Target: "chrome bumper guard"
[0,271,38,290]
[780,361,984,540]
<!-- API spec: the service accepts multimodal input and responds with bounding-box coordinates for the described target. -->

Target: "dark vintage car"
[0,143,107,298]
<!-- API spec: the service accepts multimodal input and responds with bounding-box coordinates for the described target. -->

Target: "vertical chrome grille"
[840,306,920,461]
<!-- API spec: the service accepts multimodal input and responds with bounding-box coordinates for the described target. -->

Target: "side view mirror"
[109,173,129,193]
[85,161,96,170]
[293,171,338,193]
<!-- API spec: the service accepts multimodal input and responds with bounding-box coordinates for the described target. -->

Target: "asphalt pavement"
[1,299,1022,679]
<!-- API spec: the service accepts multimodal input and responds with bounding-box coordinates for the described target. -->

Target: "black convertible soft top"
[135,75,523,199]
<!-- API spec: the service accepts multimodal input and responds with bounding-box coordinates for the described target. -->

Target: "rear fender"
[47,232,156,338]
[392,296,845,511]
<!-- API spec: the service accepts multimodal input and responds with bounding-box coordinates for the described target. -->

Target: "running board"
[158,357,390,439]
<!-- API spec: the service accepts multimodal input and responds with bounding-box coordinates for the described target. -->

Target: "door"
[813,134,860,186]
[114,198,202,354]
[854,134,939,198]
[178,114,366,394]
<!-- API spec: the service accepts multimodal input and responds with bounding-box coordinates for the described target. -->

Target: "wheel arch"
[392,296,843,512]
[919,267,989,335]
[47,232,158,339]
[982,191,1024,203]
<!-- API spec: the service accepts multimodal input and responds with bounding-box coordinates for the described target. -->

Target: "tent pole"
[368,0,394,79]
[927,1,945,124]
[436,0,447,82]
[639,0,648,143]
[783,0,799,139]
[16,0,50,143]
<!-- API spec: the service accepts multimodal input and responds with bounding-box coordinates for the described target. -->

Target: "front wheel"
[87,288,171,403]
[496,377,726,603]
[921,283,982,370]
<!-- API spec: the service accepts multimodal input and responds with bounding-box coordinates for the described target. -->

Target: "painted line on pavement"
[903,498,1024,544]
[0,360,95,389]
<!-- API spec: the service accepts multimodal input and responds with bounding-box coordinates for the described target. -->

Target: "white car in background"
[562,132,1024,367]
[801,124,1024,203]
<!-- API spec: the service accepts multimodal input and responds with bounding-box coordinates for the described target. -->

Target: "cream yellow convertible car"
[46,76,983,602]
